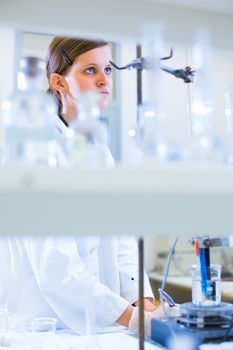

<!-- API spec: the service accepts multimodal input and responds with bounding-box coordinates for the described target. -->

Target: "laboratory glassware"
[31,317,57,334]
[191,264,221,306]
[29,317,58,350]
[67,91,114,168]
[189,30,226,163]
[1,56,58,166]
[128,25,183,165]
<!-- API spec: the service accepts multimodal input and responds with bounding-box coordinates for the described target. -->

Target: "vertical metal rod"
[136,44,142,124]
[136,44,144,350]
[186,83,193,143]
[185,48,193,146]
[138,237,144,350]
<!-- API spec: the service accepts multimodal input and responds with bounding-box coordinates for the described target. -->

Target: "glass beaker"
[191,264,221,306]
[1,56,58,167]
[31,317,57,334]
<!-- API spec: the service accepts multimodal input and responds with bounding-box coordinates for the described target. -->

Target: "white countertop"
[3,330,164,350]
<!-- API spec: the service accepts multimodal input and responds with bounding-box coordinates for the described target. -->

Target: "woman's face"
[64,45,113,110]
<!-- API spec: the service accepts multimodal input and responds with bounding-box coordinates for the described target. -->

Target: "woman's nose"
[96,71,108,86]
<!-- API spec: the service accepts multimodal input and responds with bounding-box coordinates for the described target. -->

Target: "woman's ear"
[50,73,66,93]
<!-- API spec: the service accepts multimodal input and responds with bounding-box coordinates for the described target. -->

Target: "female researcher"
[5,36,178,337]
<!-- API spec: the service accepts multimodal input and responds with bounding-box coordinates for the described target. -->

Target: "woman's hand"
[134,297,157,312]
[116,298,156,328]
[128,303,180,338]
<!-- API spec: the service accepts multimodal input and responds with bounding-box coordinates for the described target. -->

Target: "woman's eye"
[104,66,112,75]
[85,67,95,74]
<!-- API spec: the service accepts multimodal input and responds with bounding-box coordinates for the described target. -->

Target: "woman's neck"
[61,104,77,124]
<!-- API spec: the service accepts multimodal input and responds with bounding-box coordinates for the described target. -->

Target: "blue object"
[199,248,208,296]
[151,318,200,349]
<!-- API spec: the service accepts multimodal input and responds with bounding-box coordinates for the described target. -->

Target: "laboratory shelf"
[1,163,233,237]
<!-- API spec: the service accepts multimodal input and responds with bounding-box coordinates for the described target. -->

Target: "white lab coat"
[3,236,154,334]
[1,115,154,334]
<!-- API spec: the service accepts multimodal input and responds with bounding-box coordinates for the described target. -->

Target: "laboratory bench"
[4,326,233,350]
[149,271,233,304]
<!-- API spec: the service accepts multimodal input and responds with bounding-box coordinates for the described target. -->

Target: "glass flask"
[1,56,58,167]
[67,91,114,168]
[189,30,226,163]
[128,24,182,165]
[191,264,221,306]
[129,102,182,165]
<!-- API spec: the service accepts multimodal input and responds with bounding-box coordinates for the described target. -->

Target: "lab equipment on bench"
[191,263,222,306]
[189,30,227,163]
[151,235,233,348]
[192,238,222,305]
[1,56,58,166]
[111,45,194,162]
[31,317,57,334]
[67,91,114,168]
[110,48,194,84]
[158,288,175,307]
[113,28,193,165]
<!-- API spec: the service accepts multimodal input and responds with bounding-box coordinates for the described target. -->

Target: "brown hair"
[46,36,109,120]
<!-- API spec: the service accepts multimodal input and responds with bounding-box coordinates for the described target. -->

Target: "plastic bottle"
[67,91,114,168]
[1,56,58,167]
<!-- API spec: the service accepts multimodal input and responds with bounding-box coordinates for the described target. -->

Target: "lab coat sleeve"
[22,237,130,335]
[117,237,154,304]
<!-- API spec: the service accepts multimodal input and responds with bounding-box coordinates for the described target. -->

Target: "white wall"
[1,0,233,50]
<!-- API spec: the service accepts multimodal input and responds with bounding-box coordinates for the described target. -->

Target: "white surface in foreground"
[1,331,163,350]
